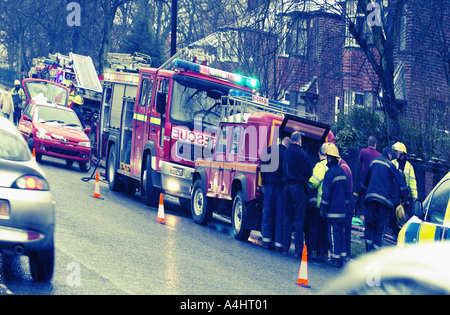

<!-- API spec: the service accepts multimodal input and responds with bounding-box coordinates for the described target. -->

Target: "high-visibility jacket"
[391,159,418,199]
[308,159,328,207]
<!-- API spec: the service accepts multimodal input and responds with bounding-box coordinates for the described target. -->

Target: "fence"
[341,148,449,202]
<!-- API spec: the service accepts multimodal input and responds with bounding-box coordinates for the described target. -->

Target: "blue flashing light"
[172,59,259,90]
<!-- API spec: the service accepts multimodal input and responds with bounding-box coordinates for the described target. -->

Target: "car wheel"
[232,191,251,241]
[191,179,212,225]
[66,160,74,168]
[79,160,90,172]
[29,236,54,283]
[28,138,42,162]
[107,144,121,191]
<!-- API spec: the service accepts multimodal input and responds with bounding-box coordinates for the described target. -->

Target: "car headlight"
[36,131,52,141]
[13,175,50,191]
[79,141,91,148]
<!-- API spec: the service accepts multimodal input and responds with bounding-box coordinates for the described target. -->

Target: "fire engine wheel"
[191,179,212,226]
[107,145,121,192]
[144,156,159,207]
[232,191,251,241]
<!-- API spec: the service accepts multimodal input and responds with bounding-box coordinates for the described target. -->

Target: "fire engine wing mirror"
[156,93,166,115]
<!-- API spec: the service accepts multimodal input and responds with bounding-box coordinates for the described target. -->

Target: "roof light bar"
[173,59,260,89]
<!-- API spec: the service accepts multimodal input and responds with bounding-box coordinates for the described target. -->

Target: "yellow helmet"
[392,142,407,154]
[326,143,340,158]
[396,204,407,223]
[73,95,84,105]
[14,80,21,86]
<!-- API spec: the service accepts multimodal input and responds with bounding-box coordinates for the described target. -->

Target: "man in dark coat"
[361,147,407,252]
[282,132,312,258]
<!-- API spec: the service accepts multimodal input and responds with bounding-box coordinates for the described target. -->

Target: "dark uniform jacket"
[282,143,312,187]
[320,161,349,222]
[261,144,286,187]
[361,153,407,208]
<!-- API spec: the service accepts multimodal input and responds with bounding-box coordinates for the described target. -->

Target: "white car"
[0,117,55,282]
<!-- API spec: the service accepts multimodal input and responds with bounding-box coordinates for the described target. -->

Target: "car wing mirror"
[413,199,425,220]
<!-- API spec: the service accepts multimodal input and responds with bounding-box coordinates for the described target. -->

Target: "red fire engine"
[97,59,259,207]
[191,94,330,240]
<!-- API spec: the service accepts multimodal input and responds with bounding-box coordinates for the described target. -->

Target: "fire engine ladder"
[70,53,103,93]
[106,52,152,72]
[220,95,318,123]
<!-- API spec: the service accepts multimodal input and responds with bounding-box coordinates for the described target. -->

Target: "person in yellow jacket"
[306,142,331,261]
[390,142,417,236]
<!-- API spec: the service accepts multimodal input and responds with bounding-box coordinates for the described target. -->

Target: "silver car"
[0,117,55,282]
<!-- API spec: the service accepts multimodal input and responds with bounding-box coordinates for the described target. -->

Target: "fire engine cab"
[191,94,330,241]
[98,58,259,207]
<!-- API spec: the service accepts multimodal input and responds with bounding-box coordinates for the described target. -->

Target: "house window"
[343,90,365,114]
[345,0,365,47]
[285,18,308,57]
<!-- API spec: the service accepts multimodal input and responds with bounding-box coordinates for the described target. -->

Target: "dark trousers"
[283,183,307,255]
[262,184,284,248]
[328,220,346,263]
[305,206,328,257]
[344,194,354,257]
[13,107,21,125]
[364,200,390,250]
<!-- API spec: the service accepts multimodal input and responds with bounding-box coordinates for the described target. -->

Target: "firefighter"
[1,87,14,122]
[71,95,85,128]
[306,142,331,261]
[320,144,349,267]
[338,154,354,261]
[282,132,312,258]
[390,142,418,236]
[356,136,381,220]
[261,137,290,251]
[11,80,25,125]
[361,147,407,252]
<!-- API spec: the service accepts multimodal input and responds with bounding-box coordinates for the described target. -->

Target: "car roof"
[0,116,22,136]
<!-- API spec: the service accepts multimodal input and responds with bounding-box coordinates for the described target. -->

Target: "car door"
[17,103,35,143]
[221,125,243,199]
[131,75,153,178]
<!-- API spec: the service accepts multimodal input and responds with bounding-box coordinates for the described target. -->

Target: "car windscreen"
[0,129,31,161]
[424,179,450,224]
[25,81,68,106]
[34,106,82,129]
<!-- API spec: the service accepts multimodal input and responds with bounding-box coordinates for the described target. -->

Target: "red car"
[17,79,91,172]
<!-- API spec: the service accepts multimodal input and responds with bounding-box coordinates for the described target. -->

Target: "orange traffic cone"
[32,148,36,159]
[157,193,166,224]
[297,245,310,288]
[93,171,101,199]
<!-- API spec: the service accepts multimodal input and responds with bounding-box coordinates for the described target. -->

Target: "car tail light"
[13,175,50,191]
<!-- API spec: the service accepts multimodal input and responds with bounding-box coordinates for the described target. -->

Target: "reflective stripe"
[371,159,391,168]
[327,213,346,219]
[418,224,437,244]
[133,113,147,122]
[150,116,161,126]
[365,193,394,207]
[332,175,347,183]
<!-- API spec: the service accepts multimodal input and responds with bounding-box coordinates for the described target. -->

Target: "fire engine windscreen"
[170,76,246,127]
